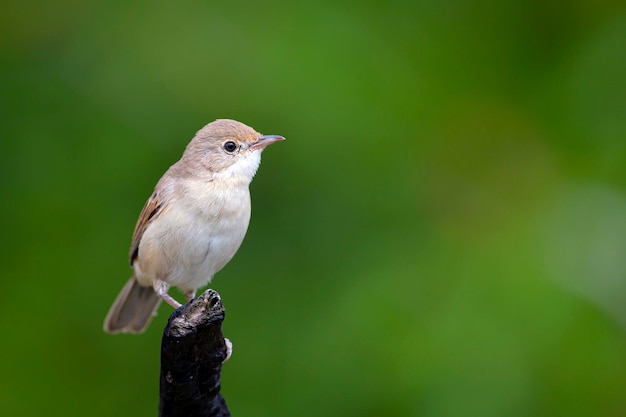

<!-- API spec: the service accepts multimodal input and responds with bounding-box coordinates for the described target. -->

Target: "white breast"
[134,179,251,292]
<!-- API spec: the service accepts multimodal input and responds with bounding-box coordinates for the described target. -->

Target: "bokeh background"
[2,1,626,416]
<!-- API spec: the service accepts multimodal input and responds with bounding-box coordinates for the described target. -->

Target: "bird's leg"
[184,289,196,302]
[154,280,182,308]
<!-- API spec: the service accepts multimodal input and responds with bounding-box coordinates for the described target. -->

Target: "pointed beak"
[250,134,285,150]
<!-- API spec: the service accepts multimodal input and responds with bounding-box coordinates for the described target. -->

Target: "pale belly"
[134,189,251,292]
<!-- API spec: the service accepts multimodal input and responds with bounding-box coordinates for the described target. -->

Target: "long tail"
[104,276,162,334]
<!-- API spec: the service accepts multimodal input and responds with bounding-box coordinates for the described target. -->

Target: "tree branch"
[159,289,231,417]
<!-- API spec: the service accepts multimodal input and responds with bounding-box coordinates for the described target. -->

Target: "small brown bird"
[104,119,284,333]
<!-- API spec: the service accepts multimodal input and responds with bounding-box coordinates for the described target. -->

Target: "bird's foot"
[184,289,196,302]
[162,293,182,309]
[154,281,182,308]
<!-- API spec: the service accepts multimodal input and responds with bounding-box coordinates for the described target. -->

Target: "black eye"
[223,141,238,153]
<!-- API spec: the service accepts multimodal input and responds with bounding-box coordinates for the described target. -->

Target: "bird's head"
[182,119,285,184]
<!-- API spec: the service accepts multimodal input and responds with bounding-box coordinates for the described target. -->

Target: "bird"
[104,119,285,333]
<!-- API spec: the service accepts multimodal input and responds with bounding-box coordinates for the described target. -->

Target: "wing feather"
[129,191,164,265]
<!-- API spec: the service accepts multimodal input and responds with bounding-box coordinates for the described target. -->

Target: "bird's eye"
[223,141,238,153]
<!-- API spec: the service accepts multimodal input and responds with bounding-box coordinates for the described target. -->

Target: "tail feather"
[104,276,162,334]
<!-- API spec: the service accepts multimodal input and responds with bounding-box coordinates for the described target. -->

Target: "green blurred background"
[2,1,626,416]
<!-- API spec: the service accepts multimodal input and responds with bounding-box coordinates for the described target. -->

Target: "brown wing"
[129,191,164,265]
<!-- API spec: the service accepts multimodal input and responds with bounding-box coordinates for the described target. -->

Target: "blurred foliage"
[1,0,626,416]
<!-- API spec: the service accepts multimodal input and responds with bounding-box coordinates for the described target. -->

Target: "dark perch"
[159,289,231,417]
